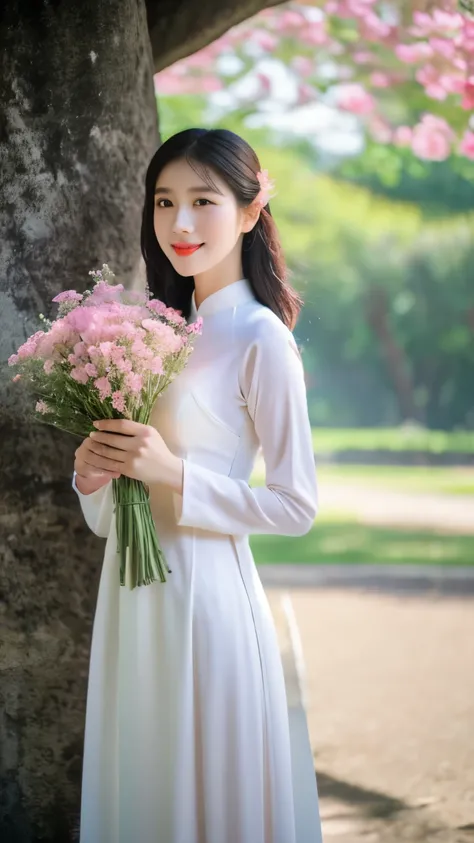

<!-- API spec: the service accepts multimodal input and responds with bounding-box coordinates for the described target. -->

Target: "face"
[153,158,258,278]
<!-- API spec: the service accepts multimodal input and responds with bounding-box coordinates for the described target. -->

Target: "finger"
[84,454,124,473]
[87,438,128,464]
[93,419,145,435]
[88,431,135,452]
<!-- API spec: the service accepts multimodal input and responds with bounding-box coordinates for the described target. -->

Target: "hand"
[86,419,184,493]
[74,435,123,483]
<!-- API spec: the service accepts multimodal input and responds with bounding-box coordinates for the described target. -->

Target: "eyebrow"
[154,186,223,196]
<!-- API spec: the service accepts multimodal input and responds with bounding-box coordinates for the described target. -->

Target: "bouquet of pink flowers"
[8,264,202,589]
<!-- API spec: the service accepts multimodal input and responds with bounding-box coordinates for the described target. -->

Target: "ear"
[241,201,261,234]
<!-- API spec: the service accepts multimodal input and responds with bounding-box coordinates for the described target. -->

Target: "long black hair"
[140,128,302,330]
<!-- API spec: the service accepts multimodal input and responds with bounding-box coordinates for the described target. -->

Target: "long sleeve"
[176,325,318,537]
[72,471,114,538]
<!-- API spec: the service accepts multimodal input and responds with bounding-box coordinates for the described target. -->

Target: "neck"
[193,240,244,310]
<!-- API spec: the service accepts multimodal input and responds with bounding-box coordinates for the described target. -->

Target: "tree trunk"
[0,2,158,840]
[366,287,423,423]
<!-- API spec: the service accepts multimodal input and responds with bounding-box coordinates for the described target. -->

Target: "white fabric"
[73,278,322,843]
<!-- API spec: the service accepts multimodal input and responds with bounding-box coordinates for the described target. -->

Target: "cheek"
[205,207,241,242]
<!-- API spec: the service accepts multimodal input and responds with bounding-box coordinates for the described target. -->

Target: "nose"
[173,205,195,235]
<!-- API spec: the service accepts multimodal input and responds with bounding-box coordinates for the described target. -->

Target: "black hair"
[140,128,302,329]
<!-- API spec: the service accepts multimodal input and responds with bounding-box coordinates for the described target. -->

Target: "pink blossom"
[395,43,433,64]
[275,10,305,30]
[94,376,112,400]
[428,38,456,60]
[149,357,164,375]
[43,359,56,374]
[416,65,448,100]
[353,51,373,64]
[251,29,278,51]
[186,317,203,335]
[359,12,393,42]
[36,400,50,414]
[124,372,143,394]
[111,391,126,413]
[459,131,474,159]
[337,83,375,115]
[291,56,314,77]
[411,115,453,161]
[146,299,168,317]
[115,358,133,373]
[52,290,84,304]
[370,72,391,88]
[8,353,19,366]
[84,363,98,377]
[12,373,22,382]
[461,79,474,110]
[300,23,328,47]
[393,126,413,146]
[70,367,90,384]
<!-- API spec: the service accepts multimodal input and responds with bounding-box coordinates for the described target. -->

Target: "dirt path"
[269,588,474,842]
[320,482,474,534]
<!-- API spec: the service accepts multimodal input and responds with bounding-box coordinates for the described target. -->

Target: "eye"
[195,198,213,206]
[155,198,172,208]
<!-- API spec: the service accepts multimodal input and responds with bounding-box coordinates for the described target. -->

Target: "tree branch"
[146,0,287,72]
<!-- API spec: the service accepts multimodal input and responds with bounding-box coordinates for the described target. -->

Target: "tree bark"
[1,0,284,839]
[146,0,286,72]
[0,2,158,840]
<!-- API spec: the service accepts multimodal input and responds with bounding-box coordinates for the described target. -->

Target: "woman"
[73,128,321,843]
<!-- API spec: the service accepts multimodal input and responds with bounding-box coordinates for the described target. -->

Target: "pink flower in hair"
[255,169,276,207]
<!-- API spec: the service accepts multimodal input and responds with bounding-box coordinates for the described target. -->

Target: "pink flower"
[8,353,19,366]
[370,72,391,88]
[94,376,112,400]
[112,391,126,413]
[149,357,164,375]
[411,115,453,161]
[291,56,315,77]
[395,43,433,64]
[459,131,474,159]
[186,317,204,335]
[393,126,413,146]
[416,65,448,100]
[461,79,474,110]
[337,84,375,115]
[84,363,98,377]
[124,372,143,394]
[52,290,84,304]
[35,400,50,414]
[12,373,22,382]
[255,169,276,207]
[43,359,56,374]
[70,367,90,384]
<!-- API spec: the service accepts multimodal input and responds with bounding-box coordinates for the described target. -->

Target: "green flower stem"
[112,476,170,589]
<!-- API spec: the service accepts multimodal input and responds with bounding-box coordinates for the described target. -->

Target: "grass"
[311,427,474,454]
[315,464,474,496]
[248,463,474,566]
[250,464,474,496]
[251,520,474,567]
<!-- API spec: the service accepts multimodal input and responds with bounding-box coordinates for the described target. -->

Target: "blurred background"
[155,0,474,568]
[155,3,474,840]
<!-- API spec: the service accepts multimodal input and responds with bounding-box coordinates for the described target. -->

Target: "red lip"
[172,243,203,256]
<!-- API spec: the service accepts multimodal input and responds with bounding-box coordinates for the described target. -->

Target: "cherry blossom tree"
[155,0,474,161]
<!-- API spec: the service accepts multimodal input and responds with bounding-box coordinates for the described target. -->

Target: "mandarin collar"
[188,278,255,323]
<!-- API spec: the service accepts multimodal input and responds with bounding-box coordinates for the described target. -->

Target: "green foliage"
[157,97,474,431]
[251,522,474,565]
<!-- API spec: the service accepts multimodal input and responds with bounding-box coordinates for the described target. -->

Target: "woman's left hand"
[88,419,184,493]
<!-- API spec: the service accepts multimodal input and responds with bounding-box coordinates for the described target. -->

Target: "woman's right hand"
[74,435,122,489]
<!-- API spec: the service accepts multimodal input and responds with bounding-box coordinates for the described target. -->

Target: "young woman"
[72,128,321,843]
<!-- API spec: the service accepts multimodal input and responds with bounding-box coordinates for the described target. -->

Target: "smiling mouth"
[171,243,204,256]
